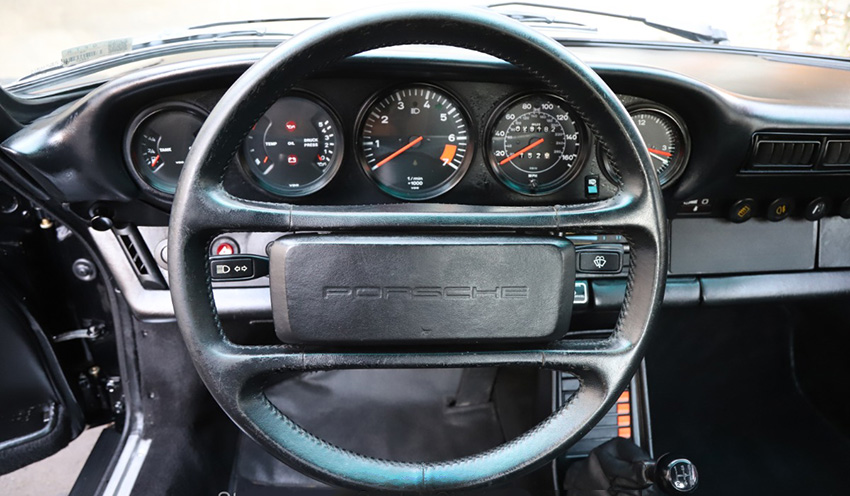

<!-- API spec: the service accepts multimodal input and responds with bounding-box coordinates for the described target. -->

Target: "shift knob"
[651,454,699,494]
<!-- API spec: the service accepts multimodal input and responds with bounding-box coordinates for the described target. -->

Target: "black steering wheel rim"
[168,6,667,492]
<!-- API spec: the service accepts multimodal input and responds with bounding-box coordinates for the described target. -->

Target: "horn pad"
[269,235,575,345]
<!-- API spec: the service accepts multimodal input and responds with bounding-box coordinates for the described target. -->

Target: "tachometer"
[126,103,206,195]
[243,95,342,197]
[358,84,472,200]
[486,94,585,195]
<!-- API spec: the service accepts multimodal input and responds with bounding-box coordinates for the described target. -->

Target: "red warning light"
[287,155,298,165]
[285,121,297,132]
[216,243,235,256]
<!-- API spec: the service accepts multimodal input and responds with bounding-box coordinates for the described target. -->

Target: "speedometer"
[486,94,585,195]
[358,84,472,200]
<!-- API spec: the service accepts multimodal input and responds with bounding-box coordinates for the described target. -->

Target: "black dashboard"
[6,44,850,218]
[2,41,850,322]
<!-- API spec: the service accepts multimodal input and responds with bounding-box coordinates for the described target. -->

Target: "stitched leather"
[168,5,667,492]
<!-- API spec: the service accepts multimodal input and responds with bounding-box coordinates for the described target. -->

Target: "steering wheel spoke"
[210,335,632,386]
[195,185,646,238]
[188,185,292,232]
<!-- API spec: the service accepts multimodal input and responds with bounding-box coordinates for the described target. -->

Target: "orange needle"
[373,136,424,170]
[647,147,672,157]
[499,138,544,165]
[150,154,160,169]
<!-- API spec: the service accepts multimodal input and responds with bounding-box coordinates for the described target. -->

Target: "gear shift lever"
[640,453,699,494]
[563,438,698,495]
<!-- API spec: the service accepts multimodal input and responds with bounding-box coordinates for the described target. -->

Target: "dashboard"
[3,42,850,323]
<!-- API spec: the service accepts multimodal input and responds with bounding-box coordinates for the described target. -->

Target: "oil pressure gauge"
[243,94,343,197]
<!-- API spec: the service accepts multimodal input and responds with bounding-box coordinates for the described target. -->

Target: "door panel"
[0,288,84,474]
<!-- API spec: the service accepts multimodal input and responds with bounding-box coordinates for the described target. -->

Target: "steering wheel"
[168,6,666,492]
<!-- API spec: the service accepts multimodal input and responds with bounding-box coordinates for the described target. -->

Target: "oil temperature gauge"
[243,95,342,197]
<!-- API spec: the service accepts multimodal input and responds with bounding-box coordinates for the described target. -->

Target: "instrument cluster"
[124,83,690,201]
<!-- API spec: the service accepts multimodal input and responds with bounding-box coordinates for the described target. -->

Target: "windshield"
[3,0,849,85]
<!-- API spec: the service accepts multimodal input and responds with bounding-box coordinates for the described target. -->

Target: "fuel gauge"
[126,103,207,195]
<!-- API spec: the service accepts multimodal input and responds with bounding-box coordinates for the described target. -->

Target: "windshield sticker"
[61,38,133,67]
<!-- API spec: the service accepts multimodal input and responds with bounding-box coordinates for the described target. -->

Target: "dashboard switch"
[678,198,712,215]
[578,251,622,273]
[210,255,269,282]
[216,243,235,256]
[211,237,239,256]
[728,199,755,223]
[767,197,794,222]
[574,281,589,305]
[804,197,831,221]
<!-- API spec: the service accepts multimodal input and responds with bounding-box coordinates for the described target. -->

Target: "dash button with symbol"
[578,251,622,273]
[728,199,755,223]
[209,255,269,282]
[210,257,256,281]
[767,198,794,222]
[804,197,831,221]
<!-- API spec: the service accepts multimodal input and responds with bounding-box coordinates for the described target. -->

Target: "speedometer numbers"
[487,94,584,195]
[358,85,472,200]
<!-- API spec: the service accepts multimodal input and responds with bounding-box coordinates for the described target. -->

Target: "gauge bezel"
[124,101,209,199]
[238,91,345,198]
[599,103,691,189]
[355,83,475,201]
[484,92,588,197]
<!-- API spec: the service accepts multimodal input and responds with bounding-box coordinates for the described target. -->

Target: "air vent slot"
[823,140,850,167]
[113,225,167,290]
[752,139,819,168]
[119,234,148,275]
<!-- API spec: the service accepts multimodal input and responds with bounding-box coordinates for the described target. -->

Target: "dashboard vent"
[823,140,850,167]
[744,132,850,173]
[119,233,147,275]
[752,138,819,168]
[113,224,167,290]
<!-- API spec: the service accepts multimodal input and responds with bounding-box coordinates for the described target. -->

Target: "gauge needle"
[499,138,544,165]
[647,148,672,165]
[647,148,672,158]
[373,136,424,170]
[150,154,165,173]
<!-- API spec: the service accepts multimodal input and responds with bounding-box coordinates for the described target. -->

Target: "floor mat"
[233,367,553,493]
[646,304,850,496]
[236,368,506,490]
